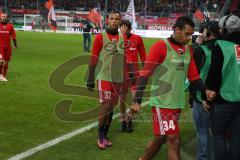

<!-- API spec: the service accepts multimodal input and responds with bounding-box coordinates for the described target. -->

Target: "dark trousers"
[83,33,91,51]
[210,102,240,160]
[192,100,213,160]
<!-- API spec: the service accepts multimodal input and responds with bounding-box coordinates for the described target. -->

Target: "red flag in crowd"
[194,9,205,22]
[40,0,57,31]
[194,2,206,22]
[87,7,102,28]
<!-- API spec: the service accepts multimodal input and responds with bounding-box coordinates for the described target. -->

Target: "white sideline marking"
[8,101,149,160]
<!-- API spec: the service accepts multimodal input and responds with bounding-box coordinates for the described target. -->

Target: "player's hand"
[120,24,128,35]
[195,33,204,45]
[13,40,17,50]
[86,81,95,92]
[205,90,216,101]
[202,100,211,112]
[130,102,141,113]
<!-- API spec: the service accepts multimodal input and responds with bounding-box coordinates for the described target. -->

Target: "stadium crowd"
[7,0,225,14]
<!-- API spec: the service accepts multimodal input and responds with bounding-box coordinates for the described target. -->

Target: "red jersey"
[140,38,200,82]
[0,22,16,47]
[125,33,146,63]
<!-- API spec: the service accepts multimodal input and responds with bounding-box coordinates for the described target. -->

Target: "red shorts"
[0,47,12,62]
[98,80,122,105]
[152,107,181,136]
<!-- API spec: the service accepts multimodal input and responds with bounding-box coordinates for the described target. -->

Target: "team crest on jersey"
[111,38,119,54]
[177,48,185,56]
[235,45,240,62]
[3,25,6,29]
[124,40,131,49]
[112,38,117,43]
[104,42,118,55]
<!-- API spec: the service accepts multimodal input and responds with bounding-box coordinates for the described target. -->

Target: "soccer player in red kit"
[0,12,17,82]
[87,10,125,150]
[119,20,146,132]
[130,16,216,160]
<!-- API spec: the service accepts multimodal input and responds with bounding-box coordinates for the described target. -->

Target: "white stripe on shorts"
[98,80,103,103]
[156,107,165,135]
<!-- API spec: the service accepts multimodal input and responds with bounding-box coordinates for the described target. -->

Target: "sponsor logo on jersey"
[235,45,240,62]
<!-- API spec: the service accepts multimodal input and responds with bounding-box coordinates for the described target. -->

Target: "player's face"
[202,28,209,42]
[108,13,120,30]
[1,14,7,23]
[175,24,194,45]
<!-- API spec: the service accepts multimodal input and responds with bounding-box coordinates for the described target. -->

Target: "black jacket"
[205,31,240,103]
[189,39,218,103]
[83,21,93,33]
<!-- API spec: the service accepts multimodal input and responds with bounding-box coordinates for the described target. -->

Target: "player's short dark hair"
[109,10,121,17]
[120,20,132,29]
[206,20,221,38]
[173,16,195,30]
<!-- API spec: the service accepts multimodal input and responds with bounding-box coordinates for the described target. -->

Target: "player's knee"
[101,102,114,111]
[167,135,181,148]
[154,135,167,143]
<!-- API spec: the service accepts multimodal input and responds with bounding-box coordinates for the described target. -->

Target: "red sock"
[3,63,8,77]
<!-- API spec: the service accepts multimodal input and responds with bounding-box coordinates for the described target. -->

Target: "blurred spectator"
[31,19,36,32]
[82,19,94,52]
[41,18,46,32]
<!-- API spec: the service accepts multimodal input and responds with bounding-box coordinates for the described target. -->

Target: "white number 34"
[162,120,176,131]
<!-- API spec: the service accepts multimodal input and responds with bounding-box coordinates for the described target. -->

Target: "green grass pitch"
[0,31,196,160]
